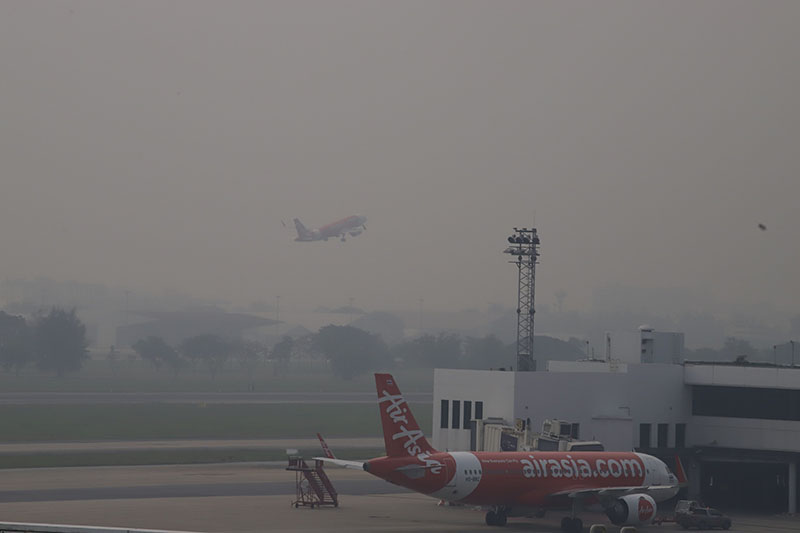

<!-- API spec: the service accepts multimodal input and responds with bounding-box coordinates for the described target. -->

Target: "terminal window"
[475,401,484,420]
[463,400,472,429]
[639,423,652,448]
[675,423,686,448]
[452,400,461,429]
[657,423,669,448]
[693,385,800,421]
[440,400,449,429]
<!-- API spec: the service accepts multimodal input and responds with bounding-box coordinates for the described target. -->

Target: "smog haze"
[1,1,798,328]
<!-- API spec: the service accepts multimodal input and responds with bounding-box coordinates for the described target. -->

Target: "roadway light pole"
[503,227,540,372]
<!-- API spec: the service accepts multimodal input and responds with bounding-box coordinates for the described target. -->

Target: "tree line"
[0,308,568,380]
[23,308,759,381]
[131,334,269,379]
[0,308,89,376]
[130,326,516,381]
[312,326,518,379]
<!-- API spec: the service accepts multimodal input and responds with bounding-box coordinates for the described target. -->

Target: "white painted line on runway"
[0,522,199,533]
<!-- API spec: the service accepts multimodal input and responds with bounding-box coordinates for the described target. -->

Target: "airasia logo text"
[379,389,442,473]
[520,454,643,479]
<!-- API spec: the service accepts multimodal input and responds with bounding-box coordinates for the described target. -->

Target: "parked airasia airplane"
[293,215,367,242]
[317,373,686,532]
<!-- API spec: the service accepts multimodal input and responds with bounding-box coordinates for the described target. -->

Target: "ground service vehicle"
[675,500,701,514]
[676,507,732,530]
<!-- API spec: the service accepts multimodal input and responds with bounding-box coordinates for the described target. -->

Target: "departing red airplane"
[293,215,367,242]
[317,373,685,532]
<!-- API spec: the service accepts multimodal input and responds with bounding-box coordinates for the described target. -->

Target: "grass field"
[0,363,434,468]
[0,402,432,442]
[0,447,386,469]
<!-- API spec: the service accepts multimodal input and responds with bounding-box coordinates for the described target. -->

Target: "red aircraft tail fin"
[375,373,437,458]
[293,218,313,240]
[317,433,336,459]
[674,455,689,485]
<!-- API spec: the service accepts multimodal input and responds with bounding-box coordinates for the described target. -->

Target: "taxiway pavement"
[0,463,795,532]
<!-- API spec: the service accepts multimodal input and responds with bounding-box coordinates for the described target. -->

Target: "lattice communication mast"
[503,228,540,372]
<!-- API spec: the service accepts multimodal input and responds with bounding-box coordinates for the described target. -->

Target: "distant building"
[602,325,685,364]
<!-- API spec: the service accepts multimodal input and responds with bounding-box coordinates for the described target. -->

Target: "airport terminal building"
[432,328,800,513]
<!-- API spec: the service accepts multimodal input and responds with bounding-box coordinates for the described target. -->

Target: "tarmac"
[0,462,797,532]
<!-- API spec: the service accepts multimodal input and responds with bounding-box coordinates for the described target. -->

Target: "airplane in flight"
[317,373,686,532]
[292,215,367,242]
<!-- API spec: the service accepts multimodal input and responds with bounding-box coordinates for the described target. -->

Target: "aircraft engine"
[605,494,657,526]
[349,230,362,237]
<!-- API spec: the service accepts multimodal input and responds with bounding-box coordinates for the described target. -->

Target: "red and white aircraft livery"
[293,215,367,242]
[316,373,685,532]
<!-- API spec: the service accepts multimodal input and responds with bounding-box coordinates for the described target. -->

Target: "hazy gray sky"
[1,1,798,315]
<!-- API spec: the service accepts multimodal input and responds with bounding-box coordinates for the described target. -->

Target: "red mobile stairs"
[286,457,338,508]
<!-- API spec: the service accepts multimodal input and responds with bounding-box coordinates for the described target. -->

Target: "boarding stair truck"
[286,456,338,508]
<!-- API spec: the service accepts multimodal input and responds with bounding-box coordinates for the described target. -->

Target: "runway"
[0,463,795,532]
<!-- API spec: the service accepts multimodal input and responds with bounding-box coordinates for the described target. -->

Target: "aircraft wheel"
[496,511,507,526]
[572,518,583,532]
[485,510,497,526]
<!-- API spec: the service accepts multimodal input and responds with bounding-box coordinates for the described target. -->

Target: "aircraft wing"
[550,484,678,501]
[312,457,365,470]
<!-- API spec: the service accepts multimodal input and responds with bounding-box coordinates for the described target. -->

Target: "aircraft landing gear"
[485,507,508,526]
[560,516,583,533]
